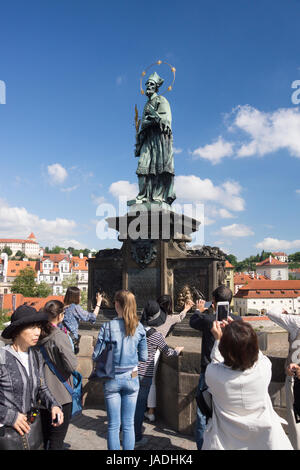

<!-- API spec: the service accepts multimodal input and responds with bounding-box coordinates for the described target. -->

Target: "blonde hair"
[114,290,138,336]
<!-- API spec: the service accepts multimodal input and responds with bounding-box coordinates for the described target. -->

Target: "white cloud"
[47,163,68,185]
[191,105,300,164]
[109,180,138,201]
[256,237,300,251]
[91,194,106,205]
[173,147,183,154]
[175,175,245,212]
[0,198,78,247]
[58,239,86,249]
[191,136,234,164]
[218,224,254,238]
[233,105,300,158]
[60,185,79,193]
[219,208,236,219]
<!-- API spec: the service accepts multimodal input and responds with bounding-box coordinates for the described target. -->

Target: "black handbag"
[0,412,43,450]
[196,385,213,423]
[89,322,116,381]
[293,376,300,423]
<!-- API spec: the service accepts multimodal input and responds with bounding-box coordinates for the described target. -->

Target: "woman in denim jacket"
[92,290,147,450]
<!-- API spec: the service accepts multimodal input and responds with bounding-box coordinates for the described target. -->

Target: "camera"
[27,408,39,424]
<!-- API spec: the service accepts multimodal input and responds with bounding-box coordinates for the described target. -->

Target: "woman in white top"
[202,319,292,450]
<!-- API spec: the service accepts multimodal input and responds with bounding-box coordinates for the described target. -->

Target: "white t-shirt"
[15,350,30,375]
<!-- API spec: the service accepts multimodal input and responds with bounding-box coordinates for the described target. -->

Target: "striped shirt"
[138,329,179,378]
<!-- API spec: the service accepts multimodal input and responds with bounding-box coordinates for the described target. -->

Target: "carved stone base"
[88,209,226,310]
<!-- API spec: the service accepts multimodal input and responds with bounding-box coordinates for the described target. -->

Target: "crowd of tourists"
[0,284,298,451]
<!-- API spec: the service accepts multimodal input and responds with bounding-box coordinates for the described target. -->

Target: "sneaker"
[135,436,149,448]
[144,412,155,422]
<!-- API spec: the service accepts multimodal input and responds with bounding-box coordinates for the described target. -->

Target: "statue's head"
[145,72,164,97]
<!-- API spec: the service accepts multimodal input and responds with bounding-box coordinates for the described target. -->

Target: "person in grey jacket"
[39,300,77,450]
[267,306,300,450]
[0,305,63,450]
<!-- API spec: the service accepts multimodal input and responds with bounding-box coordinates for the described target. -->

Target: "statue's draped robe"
[136,94,176,204]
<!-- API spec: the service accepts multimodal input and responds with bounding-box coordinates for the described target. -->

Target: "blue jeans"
[103,370,139,450]
[195,372,207,450]
[134,376,153,442]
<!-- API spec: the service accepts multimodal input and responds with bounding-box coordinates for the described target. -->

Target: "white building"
[234,280,300,316]
[256,256,288,280]
[38,253,90,295]
[0,233,40,259]
[272,252,289,263]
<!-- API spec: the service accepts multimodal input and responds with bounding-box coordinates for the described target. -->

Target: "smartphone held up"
[216,301,229,322]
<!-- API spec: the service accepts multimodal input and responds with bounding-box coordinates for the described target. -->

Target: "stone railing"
[0,325,289,436]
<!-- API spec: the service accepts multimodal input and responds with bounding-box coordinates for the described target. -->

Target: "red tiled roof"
[6,260,39,277]
[71,257,88,271]
[0,239,38,245]
[234,273,268,284]
[238,280,300,289]
[1,294,64,315]
[42,254,69,262]
[27,233,36,240]
[225,260,234,269]
[235,290,300,299]
[234,280,300,298]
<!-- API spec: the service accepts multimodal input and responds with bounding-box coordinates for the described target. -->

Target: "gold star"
[157,60,162,65]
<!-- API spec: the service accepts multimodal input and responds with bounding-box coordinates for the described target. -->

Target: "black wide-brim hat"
[1,304,49,339]
[140,300,167,327]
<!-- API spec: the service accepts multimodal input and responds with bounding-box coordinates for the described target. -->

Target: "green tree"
[2,246,12,257]
[62,273,78,292]
[80,290,88,310]
[289,252,300,263]
[50,246,66,254]
[15,250,26,259]
[35,281,52,298]
[226,254,238,266]
[11,268,53,298]
[11,267,37,297]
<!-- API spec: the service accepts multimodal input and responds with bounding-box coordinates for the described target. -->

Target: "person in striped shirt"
[134,300,184,447]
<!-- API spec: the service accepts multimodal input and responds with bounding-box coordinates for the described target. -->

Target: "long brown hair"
[114,290,138,337]
[219,321,259,371]
[64,286,80,305]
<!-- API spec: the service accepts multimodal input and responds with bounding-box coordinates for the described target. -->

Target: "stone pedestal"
[88,206,227,311]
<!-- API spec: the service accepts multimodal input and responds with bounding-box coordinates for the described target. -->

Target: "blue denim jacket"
[92,318,148,372]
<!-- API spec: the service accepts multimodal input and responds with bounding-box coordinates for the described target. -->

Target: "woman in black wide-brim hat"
[0,304,64,450]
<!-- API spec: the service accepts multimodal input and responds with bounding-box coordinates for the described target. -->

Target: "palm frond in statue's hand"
[134,105,141,134]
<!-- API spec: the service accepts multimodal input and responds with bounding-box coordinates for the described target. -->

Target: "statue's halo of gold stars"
[140,60,176,96]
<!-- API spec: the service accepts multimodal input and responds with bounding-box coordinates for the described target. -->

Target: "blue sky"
[1,0,300,260]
